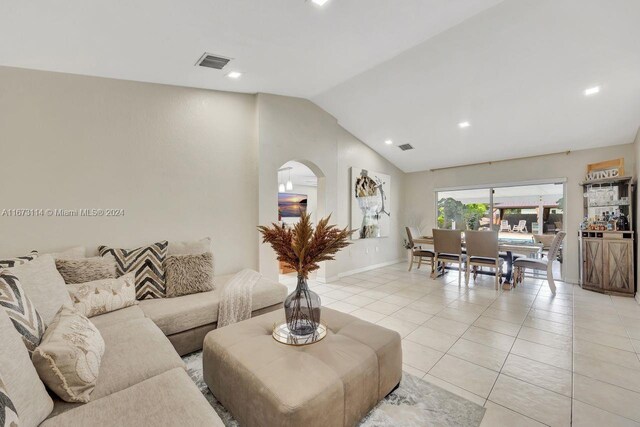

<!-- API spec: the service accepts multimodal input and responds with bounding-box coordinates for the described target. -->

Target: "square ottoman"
[203,308,402,427]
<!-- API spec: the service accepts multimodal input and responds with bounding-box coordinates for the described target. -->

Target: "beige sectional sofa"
[0,265,287,427]
[140,273,286,355]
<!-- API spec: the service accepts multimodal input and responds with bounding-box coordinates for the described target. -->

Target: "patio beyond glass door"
[493,183,564,240]
[437,188,492,231]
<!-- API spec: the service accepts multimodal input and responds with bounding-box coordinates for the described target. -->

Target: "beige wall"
[0,67,405,281]
[402,144,636,284]
[2,65,634,287]
[257,94,406,281]
[0,66,259,275]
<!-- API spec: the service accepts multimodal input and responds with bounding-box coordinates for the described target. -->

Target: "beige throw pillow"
[7,255,72,326]
[32,306,105,403]
[164,252,214,298]
[67,273,137,318]
[55,257,116,284]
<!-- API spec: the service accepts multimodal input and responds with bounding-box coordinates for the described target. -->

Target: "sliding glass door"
[436,181,565,237]
[493,183,564,238]
[436,188,492,231]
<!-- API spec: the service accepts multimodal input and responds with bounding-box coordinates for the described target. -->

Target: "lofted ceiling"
[1,0,639,172]
[0,0,501,98]
[314,0,640,171]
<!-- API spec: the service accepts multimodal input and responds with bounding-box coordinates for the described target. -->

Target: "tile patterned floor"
[282,264,640,426]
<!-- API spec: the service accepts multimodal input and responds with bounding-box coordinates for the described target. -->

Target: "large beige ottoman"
[203,308,402,427]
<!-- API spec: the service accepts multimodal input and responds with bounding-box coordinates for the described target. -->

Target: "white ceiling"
[1,0,639,172]
[0,0,501,97]
[314,0,640,171]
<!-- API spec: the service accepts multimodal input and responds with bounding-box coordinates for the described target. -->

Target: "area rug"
[183,351,486,427]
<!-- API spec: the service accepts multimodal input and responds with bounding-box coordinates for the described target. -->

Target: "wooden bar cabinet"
[578,176,635,296]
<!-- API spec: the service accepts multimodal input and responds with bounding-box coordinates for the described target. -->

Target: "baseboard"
[317,258,405,283]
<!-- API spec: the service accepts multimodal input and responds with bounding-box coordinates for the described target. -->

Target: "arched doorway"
[276,160,326,284]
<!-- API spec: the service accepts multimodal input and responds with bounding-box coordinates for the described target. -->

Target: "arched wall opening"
[274,160,328,283]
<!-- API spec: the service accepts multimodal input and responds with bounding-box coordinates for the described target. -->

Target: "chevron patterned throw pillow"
[0,273,46,355]
[98,241,168,300]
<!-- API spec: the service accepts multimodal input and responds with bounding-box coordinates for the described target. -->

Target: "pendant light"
[278,170,285,193]
[286,168,293,191]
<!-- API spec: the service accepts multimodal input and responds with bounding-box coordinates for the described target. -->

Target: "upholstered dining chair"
[465,230,504,289]
[513,231,566,295]
[405,227,435,272]
[432,229,465,285]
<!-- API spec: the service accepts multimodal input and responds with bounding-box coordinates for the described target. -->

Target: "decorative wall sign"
[351,167,391,239]
[585,158,624,182]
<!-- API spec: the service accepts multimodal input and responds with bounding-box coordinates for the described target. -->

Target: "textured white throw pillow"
[46,246,86,260]
[167,237,212,255]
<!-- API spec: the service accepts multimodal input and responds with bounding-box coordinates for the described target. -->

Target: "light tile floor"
[281,263,640,426]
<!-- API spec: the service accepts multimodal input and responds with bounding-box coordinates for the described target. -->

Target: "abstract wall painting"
[351,167,391,239]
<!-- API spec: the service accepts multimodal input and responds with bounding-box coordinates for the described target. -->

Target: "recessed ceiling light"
[458,121,470,128]
[311,0,330,5]
[226,71,242,79]
[584,86,600,96]
[385,139,393,145]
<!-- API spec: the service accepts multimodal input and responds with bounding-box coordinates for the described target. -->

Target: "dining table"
[413,236,543,285]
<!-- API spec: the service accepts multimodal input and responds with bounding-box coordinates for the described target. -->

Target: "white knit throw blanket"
[217,269,262,328]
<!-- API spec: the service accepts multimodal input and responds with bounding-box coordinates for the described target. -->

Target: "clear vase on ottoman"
[284,275,321,336]
[258,213,352,337]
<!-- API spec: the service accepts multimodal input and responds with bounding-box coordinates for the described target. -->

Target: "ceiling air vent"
[398,144,414,151]
[195,53,231,70]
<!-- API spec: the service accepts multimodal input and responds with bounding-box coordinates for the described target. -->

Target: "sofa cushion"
[98,241,168,300]
[0,309,53,427]
[32,306,105,403]
[49,317,184,416]
[41,368,223,427]
[55,257,116,284]
[0,272,46,354]
[67,273,137,318]
[167,237,211,255]
[7,254,71,326]
[89,306,145,330]
[139,273,287,336]
[89,317,184,400]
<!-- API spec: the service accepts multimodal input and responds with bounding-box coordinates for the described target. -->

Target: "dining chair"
[405,227,435,272]
[465,230,504,289]
[513,231,566,295]
[432,229,466,285]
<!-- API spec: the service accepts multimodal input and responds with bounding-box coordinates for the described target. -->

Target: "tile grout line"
[483,279,550,424]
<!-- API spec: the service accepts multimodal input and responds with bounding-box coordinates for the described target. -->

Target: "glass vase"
[284,275,321,336]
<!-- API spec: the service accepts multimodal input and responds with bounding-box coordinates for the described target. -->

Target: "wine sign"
[585,158,624,182]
